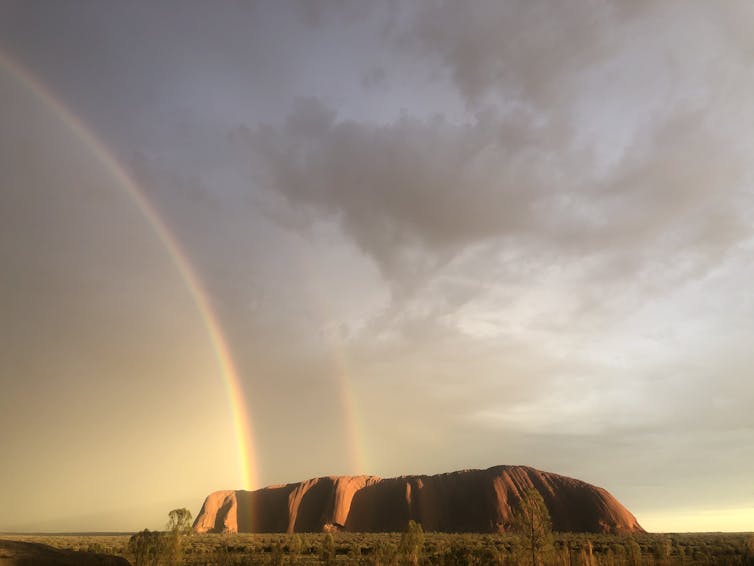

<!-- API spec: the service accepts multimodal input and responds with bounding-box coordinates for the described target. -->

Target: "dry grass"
[2,531,753,565]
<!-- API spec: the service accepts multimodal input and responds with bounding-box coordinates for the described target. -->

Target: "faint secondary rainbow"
[299,256,369,475]
[328,333,369,475]
[0,50,259,490]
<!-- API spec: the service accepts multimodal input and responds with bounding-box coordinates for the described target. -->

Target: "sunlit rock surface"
[194,465,644,534]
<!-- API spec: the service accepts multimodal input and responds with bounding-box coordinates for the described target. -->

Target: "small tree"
[511,488,552,566]
[627,538,642,566]
[164,507,193,566]
[399,520,424,565]
[270,540,284,566]
[167,507,193,534]
[654,536,671,565]
[289,534,303,563]
[320,532,336,566]
[745,534,754,566]
[128,529,163,566]
[372,540,398,566]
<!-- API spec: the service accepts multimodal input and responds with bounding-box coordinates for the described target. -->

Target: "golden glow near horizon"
[639,507,754,533]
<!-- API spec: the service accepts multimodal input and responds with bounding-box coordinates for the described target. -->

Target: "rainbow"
[329,335,369,475]
[299,257,368,475]
[0,51,259,490]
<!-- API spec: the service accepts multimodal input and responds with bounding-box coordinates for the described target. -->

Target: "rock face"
[194,465,644,534]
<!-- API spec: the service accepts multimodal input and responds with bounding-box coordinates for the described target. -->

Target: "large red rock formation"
[193,465,643,534]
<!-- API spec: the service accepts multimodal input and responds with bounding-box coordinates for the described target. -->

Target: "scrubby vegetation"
[3,526,754,565]
[127,508,195,565]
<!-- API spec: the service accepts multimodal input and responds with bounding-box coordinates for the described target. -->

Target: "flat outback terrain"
[2,531,754,565]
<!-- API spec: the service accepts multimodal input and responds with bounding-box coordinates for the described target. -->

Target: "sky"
[1,0,753,533]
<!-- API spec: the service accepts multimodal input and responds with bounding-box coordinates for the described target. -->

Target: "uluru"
[194,465,644,534]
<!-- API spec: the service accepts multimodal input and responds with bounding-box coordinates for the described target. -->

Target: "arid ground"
[3,531,754,565]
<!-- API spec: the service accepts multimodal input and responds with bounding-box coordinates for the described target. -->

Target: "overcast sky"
[1,0,753,533]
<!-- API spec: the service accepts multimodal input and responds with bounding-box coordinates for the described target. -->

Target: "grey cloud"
[361,66,388,92]
[409,0,620,107]
[231,1,754,306]
[292,0,380,27]
[243,99,541,285]
[242,96,751,298]
[408,1,754,113]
